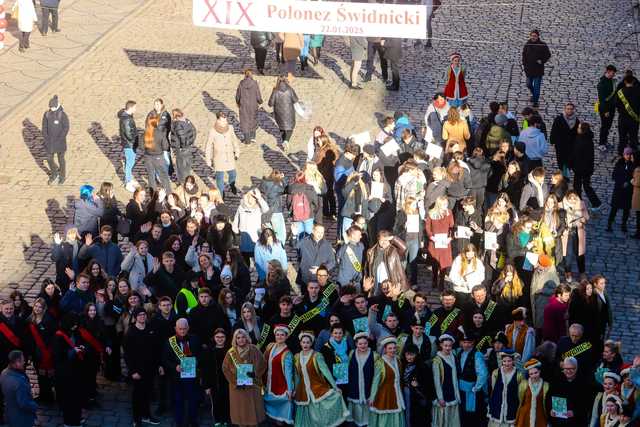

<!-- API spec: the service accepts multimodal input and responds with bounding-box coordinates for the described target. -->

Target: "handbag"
[117,216,131,236]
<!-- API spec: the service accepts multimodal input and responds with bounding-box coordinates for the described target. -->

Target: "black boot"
[229,182,238,195]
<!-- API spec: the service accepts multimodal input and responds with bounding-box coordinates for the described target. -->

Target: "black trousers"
[41,7,59,33]
[174,147,193,184]
[144,154,171,191]
[388,58,400,88]
[19,31,31,49]
[254,46,268,71]
[132,375,154,422]
[599,111,615,146]
[57,378,83,426]
[47,151,66,179]
[280,129,293,143]
[573,172,601,207]
[608,207,630,228]
[365,42,388,80]
[618,117,639,155]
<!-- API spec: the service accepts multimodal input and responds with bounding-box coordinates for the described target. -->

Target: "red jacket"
[542,296,568,343]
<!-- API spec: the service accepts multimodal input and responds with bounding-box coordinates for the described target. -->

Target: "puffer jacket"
[170,119,197,150]
[117,109,138,150]
[259,178,287,214]
[268,82,298,131]
[250,32,274,49]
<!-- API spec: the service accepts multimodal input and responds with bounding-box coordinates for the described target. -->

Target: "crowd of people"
[3,17,640,427]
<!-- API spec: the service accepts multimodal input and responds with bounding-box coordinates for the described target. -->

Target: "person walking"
[550,102,579,178]
[118,100,140,192]
[11,0,37,52]
[522,29,551,108]
[349,35,368,90]
[615,74,640,155]
[279,32,303,81]
[40,0,61,35]
[597,65,618,150]
[268,76,298,151]
[570,122,602,210]
[236,69,263,144]
[249,32,273,75]
[607,148,635,233]
[42,95,69,185]
[0,350,37,427]
[169,109,196,185]
[205,111,240,196]
[383,37,402,91]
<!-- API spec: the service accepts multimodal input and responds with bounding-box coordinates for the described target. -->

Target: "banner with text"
[193,0,427,39]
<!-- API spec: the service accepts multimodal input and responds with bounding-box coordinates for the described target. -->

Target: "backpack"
[291,191,311,221]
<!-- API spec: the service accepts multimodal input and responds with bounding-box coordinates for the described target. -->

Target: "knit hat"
[624,146,634,156]
[524,358,542,370]
[49,95,59,109]
[514,141,527,154]
[538,254,552,268]
[495,114,508,126]
[604,371,622,383]
[132,307,147,319]
[512,307,527,321]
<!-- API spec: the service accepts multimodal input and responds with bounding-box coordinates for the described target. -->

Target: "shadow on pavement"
[22,118,50,176]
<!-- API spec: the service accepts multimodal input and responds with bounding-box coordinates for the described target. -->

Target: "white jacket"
[12,0,38,32]
[449,255,485,294]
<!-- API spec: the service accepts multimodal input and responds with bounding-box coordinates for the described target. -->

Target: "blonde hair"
[208,187,224,205]
[459,244,478,277]
[428,195,449,220]
[447,107,461,124]
[432,167,446,181]
[403,196,418,215]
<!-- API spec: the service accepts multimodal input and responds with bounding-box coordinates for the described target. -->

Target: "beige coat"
[632,168,640,211]
[12,0,38,32]
[279,33,304,61]
[205,125,240,172]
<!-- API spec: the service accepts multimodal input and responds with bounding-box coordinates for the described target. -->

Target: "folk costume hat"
[273,324,290,336]
[353,332,369,342]
[493,331,509,346]
[450,52,461,61]
[410,313,424,328]
[621,363,632,377]
[512,307,527,321]
[604,371,622,383]
[498,349,520,360]
[439,334,455,343]
[298,331,315,343]
[538,254,553,268]
[379,336,397,348]
[524,358,542,370]
[606,395,623,412]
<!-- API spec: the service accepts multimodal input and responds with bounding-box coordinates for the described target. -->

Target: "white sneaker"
[125,181,137,192]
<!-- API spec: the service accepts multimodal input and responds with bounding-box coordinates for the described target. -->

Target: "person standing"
[363,36,387,83]
[118,100,140,192]
[443,53,469,108]
[249,32,273,75]
[11,0,37,52]
[514,359,549,427]
[456,334,488,427]
[349,35,368,90]
[487,350,524,427]
[279,32,303,81]
[607,148,635,233]
[262,325,294,425]
[142,112,172,192]
[236,69,263,144]
[0,350,37,427]
[169,109,196,185]
[570,122,602,210]
[147,98,173,176]
[615,74,640,154]
[53,313,86,427]
[550,103,579,178]
[432,334,461,427]
[205,111,240,196]
[42,95,69,185]
[268,76,299,151]
[522,30,551,108]
[40,0,61,35]
[123,307,162,427]
[368,337,405,427]
[597,65,618,150]
[383,37,402,91]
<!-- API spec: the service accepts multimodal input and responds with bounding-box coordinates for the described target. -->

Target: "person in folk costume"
[505,307,536,366]
[398,313,436,361]
[432,334,462,427]
[263,324,294,426]
[53,313,87,427]
[514,358,550,427]
[619,364,640,415]
[443,53,469,108]
[600,396,624,427]
[293,331,349,427]
[346,332,377,427]
[486,331,510,376]
[456,333,489,427]
[222,328,267,427]
[591,372,622,427]
[487,350,525,427]
[368,336,405,427]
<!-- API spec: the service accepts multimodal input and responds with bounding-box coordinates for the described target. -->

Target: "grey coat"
[73,198,104,235]
[0,368,37,427]
[268,82,298,131]
[235,76,263,138]
[40,0,60,8]
[42,107,69,153]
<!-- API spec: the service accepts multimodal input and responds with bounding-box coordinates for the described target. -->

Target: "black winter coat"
[569,130,595,175]
[250,31,274,49]
[123,324,161,376]
[610,159,635,209]
[268,82,298,131]
[550,115,579,167]
[118,109,138,150]
[42,107,70,153]
[170,119,197,150]
[259,178,286,215]
[522,39,551,77]
[467,156,491,189]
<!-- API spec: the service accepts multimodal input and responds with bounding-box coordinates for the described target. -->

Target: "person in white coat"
[120,240,154,297]
[449,243,485,307]
[12,0,38,52]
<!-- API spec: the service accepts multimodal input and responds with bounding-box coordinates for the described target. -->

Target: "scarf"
[528,379,543,427]
[563,113,577,129]
[330,338,348,362]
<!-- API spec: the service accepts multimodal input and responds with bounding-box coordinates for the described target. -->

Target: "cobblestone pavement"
[0,0,639,425]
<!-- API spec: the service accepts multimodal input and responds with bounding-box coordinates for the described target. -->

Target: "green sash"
[618,89,640,122]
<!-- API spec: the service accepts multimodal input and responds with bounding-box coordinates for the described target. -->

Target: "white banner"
[193,0,427,39]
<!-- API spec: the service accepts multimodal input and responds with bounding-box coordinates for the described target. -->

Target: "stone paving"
[0,0,639,425]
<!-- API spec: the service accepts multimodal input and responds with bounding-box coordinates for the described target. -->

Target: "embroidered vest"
[505,323,528,355]
[294,352,332,404]
[266,343,289,396]
[372,358,401,412]
[489,369,521,422]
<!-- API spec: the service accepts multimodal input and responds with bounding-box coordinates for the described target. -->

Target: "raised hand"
[53,233,62,245]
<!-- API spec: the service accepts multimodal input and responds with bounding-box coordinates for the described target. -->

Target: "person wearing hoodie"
[73,185,104,236]
[517,114,548,170]
[235,69,263,144]
[484,114,512,155]
[118,100,140,192]
[550,102,580,178]
[268,76,299,151]
[42,95,69,185]
[169,109,196,185]
[570,122,602,210]
[519,167,549,212]
[424,93,450,147]
[542,283,572,343]
[597,65,618,150]
[467,147,491,211]
[205,111,240,196]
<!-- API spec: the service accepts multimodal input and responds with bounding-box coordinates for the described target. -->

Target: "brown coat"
[561,201,590,257]
[205,124,240,172]
[365,237,409,293]
[314,142,341,180]
[222,345,267,426]
[632,167,640,211]
[280,33,304,61]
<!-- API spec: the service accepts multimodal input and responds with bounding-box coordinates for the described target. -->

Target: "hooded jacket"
[518,127,548,160]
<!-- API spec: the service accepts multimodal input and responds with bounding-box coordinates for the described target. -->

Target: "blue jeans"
[526,76,542,103]
[215,169,237,192]
[294,218,314,240]
[123,148,136,183]
[270,212,287,243]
